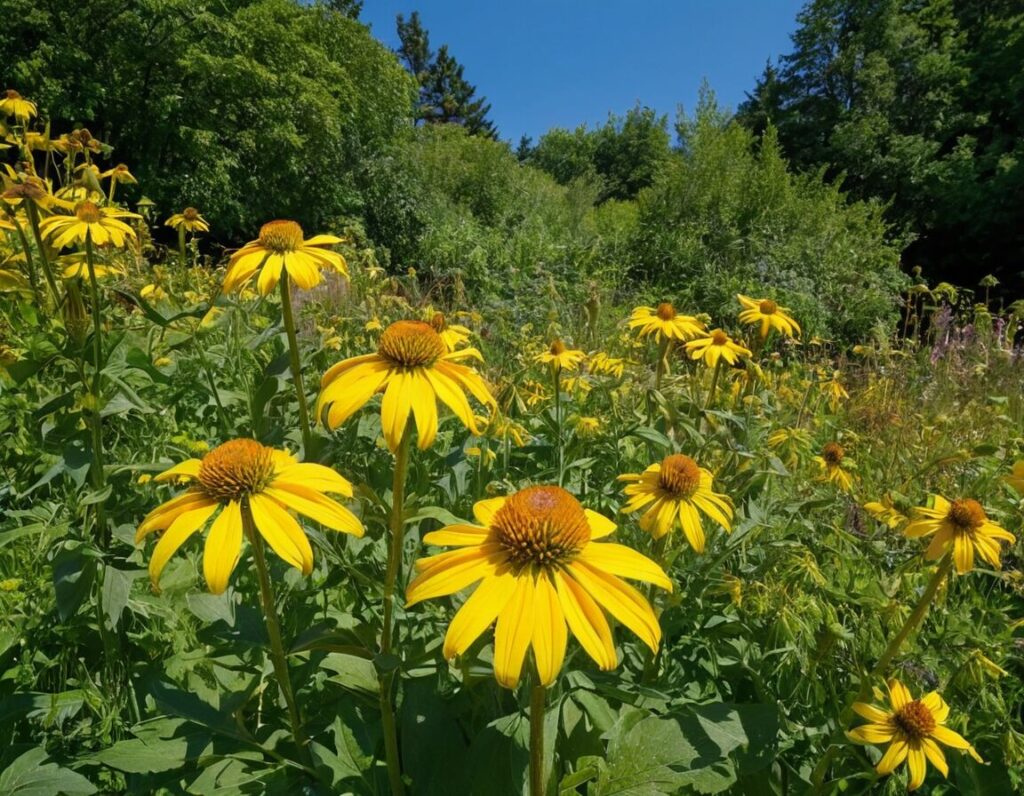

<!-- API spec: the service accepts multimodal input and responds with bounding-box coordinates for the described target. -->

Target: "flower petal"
[443,571,518,658]
[203,501,243,594]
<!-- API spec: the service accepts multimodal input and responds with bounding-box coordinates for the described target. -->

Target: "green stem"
[178,226,187,265]
[380,425,411,796]
[704,359,723,411]
[654,336,671,392]
[529,682,547,796]
[108,179,117,206]
[84,233,108,545]
[641,535,669,683]
[10,218,41,306]
[278,271,314,456]
[808,553,953,793]
[240,498,314,772]
[27,203,63,306]
[553,365,563,486]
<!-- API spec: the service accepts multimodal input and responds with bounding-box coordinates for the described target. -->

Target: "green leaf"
[52,543,98,622]
[0,747,96,795]
[101,566,135,629]
[93,738,189,774]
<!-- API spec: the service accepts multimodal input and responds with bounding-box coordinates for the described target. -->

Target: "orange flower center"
[257,219,304,253]
[429,312,447,332]
[822,442,845,467]
[659,454,701,498]
[947,498,985,532]
[759,299,778,314]
[198,439,276,503]
[183,207,200,221]
[656,302,676,321]
[711,329,729,346]
[378,320,446,367]
[5,89,21,100]
[893,700,936,741]
[549,339,566,355]
[3,180,46,202]
[75,201,102,224]
[492,486,591,570]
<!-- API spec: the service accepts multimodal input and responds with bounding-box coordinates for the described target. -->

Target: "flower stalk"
[84,233,108,544]
[529,682,547,796]
[278,271,314,457]
[552,364,564,486]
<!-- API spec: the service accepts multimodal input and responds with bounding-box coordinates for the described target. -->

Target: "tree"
[395,12,497,139]
[737,0,1024,296]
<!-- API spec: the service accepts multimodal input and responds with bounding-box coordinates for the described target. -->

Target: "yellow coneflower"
[863,494,908,529]
[847,679,981,791]
[39,201,139,249]
[317,319,496,451]
[904,495,1015,574]
[685,329,751,368]
[736,294,800,339]
[101,164,136,185]
[137,439,363,592]
[589,351,626,379]
[1005,461,1024,496]
[364,316,384,332]
[1,90,36,122]
[628,302,705,342]
[222,219,347,295]
[767,427,812,470]
[814,442,853,492]
[60,253,124,280]
[427,311,471,352]
[405,485,671,687]
[619,454,733,553]
[573,416,601,437]
[165,207,210,234]
[535,339,586,373]
[2,173,72,212]
[141,283,168,302]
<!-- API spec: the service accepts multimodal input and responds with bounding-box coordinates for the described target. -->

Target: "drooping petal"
[423,524,491,547]
[906,743,927,790]
[568,561,660,652]
[847,724,896,744]
[149,502,220,587]
[584,509,617,539]
[531,574,567,686]
[264,485,363,536]
[203,501,243,594]
[852,702,892,724]
[380,370,415,451]
[272,462,354,496]
[405,545,504,606]
[137,490,216,541]
[554,570,616,670]
[921,738,948,779]
[929,725,973,750]
[493,575,535,688]
[876,739,909,775]
[154,459,202,483]
[443,571,518,658]
[248,493,314,575]
[576,543,672,591]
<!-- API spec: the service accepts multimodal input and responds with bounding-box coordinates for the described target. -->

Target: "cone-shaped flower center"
[549,339,566,355]
[113,164,130,174]
[3,181,46,202]
[257,220,304,253]
[198,439,276,503]
[492,486,591,570]
[6,89,21,100]
[948,498,985,532]
[759,299,778,314]
[183,207,200,221]
[429,312,448,332]
[893,700,936,741]
[75,201,102,224]
[656,302,676,321]
[711,329,729,346]
[659,454,701,497]
[378,320,446,367]
[822,442,845,467]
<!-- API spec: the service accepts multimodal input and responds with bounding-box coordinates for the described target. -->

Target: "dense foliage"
[738,0,1024,296]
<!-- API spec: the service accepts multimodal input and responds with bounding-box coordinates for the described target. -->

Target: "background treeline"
[5,0,1015,341]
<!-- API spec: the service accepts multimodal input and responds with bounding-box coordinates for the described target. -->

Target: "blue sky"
[359,1,807,144]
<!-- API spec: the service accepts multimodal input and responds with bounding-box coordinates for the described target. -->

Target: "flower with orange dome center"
[813,442,854,492]
[137,439,363,593]
[846,679,981,791]
[1005,460,1024,496]
[685,329,751,368]
[736,294,801,339]
[222,219,348,295]
[0,90,36,122]
[903,495,1015,574]
[619,454,733,553]
[535,339,586,372]
[317,319,496,451]
[39,201,140,249]
[100,164,137,185]
[428,311,471,351]
[628,302,705,342]
[165,207,210,234]
[405,485,671,687]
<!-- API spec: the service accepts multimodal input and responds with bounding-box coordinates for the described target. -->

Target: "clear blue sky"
[359,0,807,144]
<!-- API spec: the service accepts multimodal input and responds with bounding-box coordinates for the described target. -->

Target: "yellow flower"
[428,311,471,352]
[59,252,124,280]
[863,494,908,529]
[619,454,733,552]
[137,474,153,484]
[1,90,36,122]
[223,220,348,295]
[365,316,384,332]
[823,370,849,412]
[736,294,800,339]
[767,427,811,469]
[39,201,140,249]
[466,446,497,465]
[589,352,626,379]
[1005,460,1024,496]
[100,163,137,185]
[136,439,363,593]
[536,339,586,372]
[904,495,1015,574]
[685,329,751,368]
[847,679,981,790]
[574,416,601,437]
[628,302,705,341]
[813,442,853,492]
[521,379,549,408]
[405,485,671,687]
[317,319,496,451]
[165,207,210,234]
[141,283,168,302]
